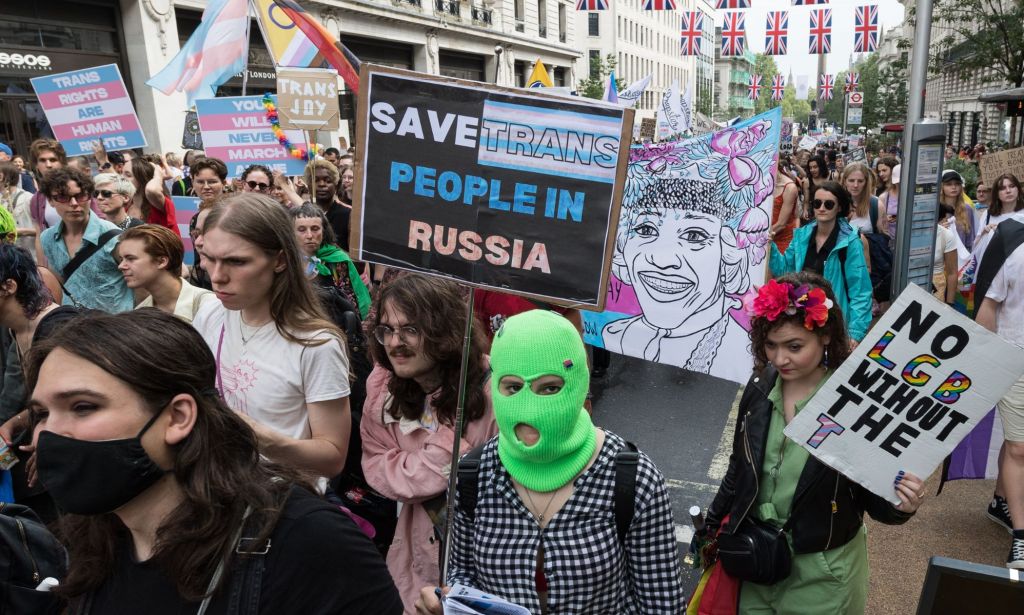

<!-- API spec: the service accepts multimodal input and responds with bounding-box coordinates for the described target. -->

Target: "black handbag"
[716,515,793,585]
[0,503,67,614]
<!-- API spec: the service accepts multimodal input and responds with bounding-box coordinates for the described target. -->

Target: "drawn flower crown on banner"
[624,113,779,266]
[742,279,833,331]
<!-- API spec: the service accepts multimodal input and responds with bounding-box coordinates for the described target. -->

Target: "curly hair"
[39,166,93,199]
[368,274,489,426]
[749,272,851,374]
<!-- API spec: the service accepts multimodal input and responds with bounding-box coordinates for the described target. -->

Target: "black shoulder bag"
[716,514,795,585]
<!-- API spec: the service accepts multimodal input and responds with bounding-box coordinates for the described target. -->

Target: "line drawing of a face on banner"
[594,110,781,384]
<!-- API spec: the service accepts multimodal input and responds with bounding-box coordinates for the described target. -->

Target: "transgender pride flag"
[147,0,248,105]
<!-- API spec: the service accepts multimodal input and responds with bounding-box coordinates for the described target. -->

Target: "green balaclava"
[490,310,596,493]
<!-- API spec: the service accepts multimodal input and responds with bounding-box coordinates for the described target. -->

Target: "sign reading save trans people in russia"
[352,66,633,310]
[30,64,146,155]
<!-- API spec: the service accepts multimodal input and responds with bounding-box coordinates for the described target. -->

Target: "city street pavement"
[590,353,1012,611]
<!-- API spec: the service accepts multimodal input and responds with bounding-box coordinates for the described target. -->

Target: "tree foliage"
[751,54,780,115]
[925,0,1024,88]
[578,54,622,100]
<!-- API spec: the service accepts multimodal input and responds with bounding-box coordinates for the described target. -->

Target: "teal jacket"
[769,219,873,341]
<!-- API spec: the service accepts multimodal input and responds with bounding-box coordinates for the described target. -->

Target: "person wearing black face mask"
[25,309,402,614]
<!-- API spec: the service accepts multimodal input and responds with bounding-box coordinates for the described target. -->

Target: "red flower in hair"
[799,287,832,330]
[751,279,792,321]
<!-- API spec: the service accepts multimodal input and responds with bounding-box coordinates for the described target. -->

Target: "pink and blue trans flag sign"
[173,197,201,267]
[582,108,782,385]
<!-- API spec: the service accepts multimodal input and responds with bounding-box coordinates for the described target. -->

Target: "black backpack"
[865,198,894,295]
[456,441,640,544]
[0,503,67,614]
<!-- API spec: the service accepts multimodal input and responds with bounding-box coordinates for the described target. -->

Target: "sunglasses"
[246,180,270,192]
[93,189,116,199]
[50,193,90,204]
[812,198,837,211]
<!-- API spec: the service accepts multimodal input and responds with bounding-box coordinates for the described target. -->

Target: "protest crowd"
[2,22,1024,612]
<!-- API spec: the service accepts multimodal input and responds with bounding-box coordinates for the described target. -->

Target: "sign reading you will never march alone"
[351,65,633,310]
[784,284,1024,506]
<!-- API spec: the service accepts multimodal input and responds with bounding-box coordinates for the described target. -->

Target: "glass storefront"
[0,1,126,157]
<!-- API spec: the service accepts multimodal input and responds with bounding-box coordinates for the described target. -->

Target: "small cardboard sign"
[784,285,1024,505]
[30,63,146,155]
[639,117,657,140]
[276,67,340,131]
[979,147,1024,185]
[798,135,818,151]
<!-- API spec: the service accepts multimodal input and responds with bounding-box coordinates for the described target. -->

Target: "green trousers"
[738,525,869,615]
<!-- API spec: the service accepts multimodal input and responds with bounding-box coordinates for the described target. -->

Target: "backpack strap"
[869,196,879,233]
[836,246,851,306]
[456,443,486,523]
[614,441,640,544]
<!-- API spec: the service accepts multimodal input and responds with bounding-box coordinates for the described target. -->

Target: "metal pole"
[241,1,254,97]
[892,0,935,294]
[843,93,849,136]
[439,286,476,585]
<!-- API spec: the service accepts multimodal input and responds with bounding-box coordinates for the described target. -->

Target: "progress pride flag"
[31,64,146,155]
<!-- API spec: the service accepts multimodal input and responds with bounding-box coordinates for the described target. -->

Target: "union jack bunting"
[748,74,762,101]
[853,5,879,52]
[771,74,786,101]
[574,0,608,10]
[819,73,835,100]
[642,0,676,9]
[792,0,829,4]
[715,0,750,8]
[808,9,832,54]
[720,12,746,57]
[845,72,860,92]
[764,11,788,56]
[680,12,703,57]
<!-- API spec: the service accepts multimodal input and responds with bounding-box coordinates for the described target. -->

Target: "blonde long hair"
[939,177,971,236]
[203,193,342,347]
[841,163,876,220]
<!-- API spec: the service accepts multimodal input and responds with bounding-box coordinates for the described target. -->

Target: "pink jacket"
[360,364,497,614]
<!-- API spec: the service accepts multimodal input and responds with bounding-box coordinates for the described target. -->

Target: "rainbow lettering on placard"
[902,354,940,386]
[867,331,896,369]
[932,370,972,404]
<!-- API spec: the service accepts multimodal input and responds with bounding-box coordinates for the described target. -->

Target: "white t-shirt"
[985,242,1024,347]
[933,224,957,275]
[848,214,873,234]
[192,301,350,440]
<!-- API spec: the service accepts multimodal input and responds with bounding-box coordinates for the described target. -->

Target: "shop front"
[0,1,129,158]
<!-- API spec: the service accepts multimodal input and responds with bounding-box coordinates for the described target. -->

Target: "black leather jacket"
[706,367,913,554]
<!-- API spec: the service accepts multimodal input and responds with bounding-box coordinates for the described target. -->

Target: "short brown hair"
[39,166,93,199]
[189,157,227,181]
[28,138,66,172]
[121,224,185,274]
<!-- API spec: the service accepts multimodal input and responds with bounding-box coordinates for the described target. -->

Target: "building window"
[589,49,601,78]
[538,0,547,37]
[515,0,525,31]
[558,4,566,42]
[589,12,599,37]
[554,66,566,87]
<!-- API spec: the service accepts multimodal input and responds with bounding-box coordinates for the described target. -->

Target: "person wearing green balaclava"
[490,309,597,493]
[415,309,685,615]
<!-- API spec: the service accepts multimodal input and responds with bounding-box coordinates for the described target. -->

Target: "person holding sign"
[414,309,684,615]
[699,272,923,613]
[123,158,179,236]
[360,274,496,614]
[770,182,873,344]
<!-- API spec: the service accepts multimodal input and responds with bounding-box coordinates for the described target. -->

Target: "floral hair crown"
[742,279,834,331]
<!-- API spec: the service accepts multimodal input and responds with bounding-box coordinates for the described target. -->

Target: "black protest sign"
[351,66,632,310]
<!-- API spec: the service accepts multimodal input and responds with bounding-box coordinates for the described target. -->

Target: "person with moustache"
[360,274,497,614]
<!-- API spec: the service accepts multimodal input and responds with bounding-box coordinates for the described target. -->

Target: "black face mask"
[37,410,167,515]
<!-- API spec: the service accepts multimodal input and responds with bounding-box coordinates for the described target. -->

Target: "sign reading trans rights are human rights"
[351,66,633,310]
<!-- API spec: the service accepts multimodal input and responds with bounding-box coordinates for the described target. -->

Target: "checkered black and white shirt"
[448,431,684,614]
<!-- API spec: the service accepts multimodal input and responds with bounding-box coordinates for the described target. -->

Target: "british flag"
[853,5,879,52]
[720,12,745,57]
[792,0,829,4]
[845,72,860,93]
[715,0,750,8]
[764,11,788,56]
[808,9,832,54]
[771,74,786,101]
[680,12,703,57]
[819,74,835,100]
[748,74,762,101]
[642,0,676,9]
[574,0,608,10]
